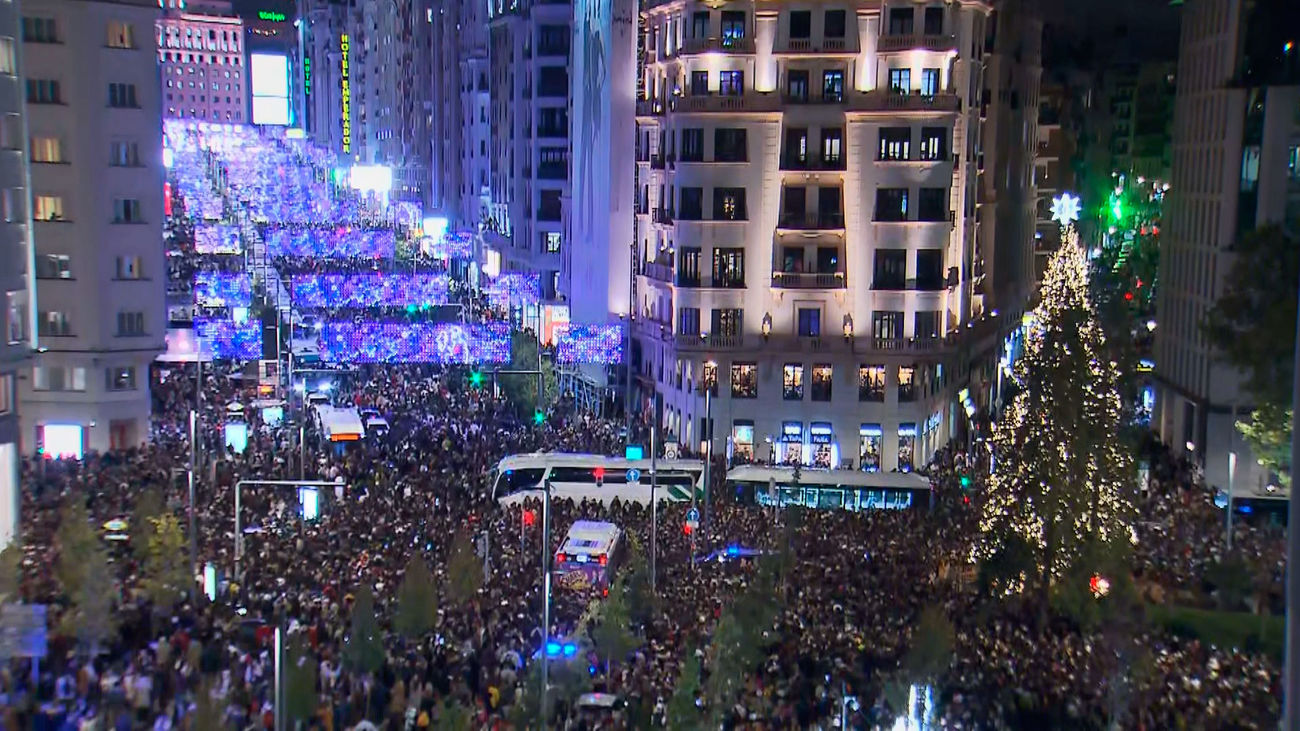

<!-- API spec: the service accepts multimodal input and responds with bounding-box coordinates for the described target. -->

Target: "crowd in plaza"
[0,358,1285,730]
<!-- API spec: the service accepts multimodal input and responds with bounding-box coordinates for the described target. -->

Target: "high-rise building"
[431,0,490,227]
[156,3,247,122]
[18,0,166,453]
[1033,80,1080,279]
[632,0,1036,467]
[482,0,571,296]
[0,7,33,546]
[1153,0,1300,494]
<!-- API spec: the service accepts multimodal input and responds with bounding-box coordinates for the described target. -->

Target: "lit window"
[33,195,64,221]
[106,366,137,391]
[107,20,134,49]
[30,136,63,163]
[0,37,15,75]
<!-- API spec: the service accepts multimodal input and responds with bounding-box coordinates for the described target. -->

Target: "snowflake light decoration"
[1050,192,1081,227]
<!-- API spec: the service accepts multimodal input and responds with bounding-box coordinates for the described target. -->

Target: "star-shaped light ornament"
[1051,193,1081,228]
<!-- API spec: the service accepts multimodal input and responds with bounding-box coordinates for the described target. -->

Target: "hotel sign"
[340,34,350,153]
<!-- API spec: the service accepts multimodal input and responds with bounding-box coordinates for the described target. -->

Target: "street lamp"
[539,477,554,728]
[701,362,717,530]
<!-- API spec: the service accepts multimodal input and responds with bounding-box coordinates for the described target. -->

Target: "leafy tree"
[500,330,557,417]
[901,606,955,684]
[1236,404,1291,487]
[55,500,97,597]
[590,576,638,668]
[1206,556,1254,612]
[0,543,21,604]
[284,635,319,724]
[394,554,438,639]
[141,514,192,608]
[665,655,703,730]
[343,585,385,676]
[705,608,764,722]
[439,699,475,731]
[62,541,118,655]
[187,677,229,731]
[623,534,656,627]
[132,487,166,562]
[1203,225,1299,484]
[976,233,1135,610]
[445,531,483,607]
[507,663,543,730]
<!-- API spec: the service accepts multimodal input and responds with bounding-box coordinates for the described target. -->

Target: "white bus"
[317,406,364,443]
[725,464,933,512]
[490,453,705,505]
[554,520,623,592]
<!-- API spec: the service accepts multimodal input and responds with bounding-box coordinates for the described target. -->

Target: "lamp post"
[650,392,658,593]
[234,479,345,580]
[1284,272,1300,730]
[540,477,553,729]
[701,363,716,530]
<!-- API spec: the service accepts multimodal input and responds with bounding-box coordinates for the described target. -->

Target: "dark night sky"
[1039,0,1182,71]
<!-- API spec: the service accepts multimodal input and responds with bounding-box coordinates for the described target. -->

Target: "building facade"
[1154,0,1300,496]
[157,5,247,122]
[483,0,571,296]
[430,0,491,227]
[632,0,1034,469]
[0,0,32,546]
[19,0,166,453]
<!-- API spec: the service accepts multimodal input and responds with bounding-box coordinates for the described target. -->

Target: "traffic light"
[959,474,972,489]
[533,409,545,425]
[469,369,483,388]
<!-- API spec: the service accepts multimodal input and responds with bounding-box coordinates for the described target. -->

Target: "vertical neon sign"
[340,34,350,153]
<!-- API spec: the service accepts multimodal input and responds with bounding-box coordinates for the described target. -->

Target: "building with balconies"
[156,4,246,122]
[632,0,1035,471]
[18,0,166,453]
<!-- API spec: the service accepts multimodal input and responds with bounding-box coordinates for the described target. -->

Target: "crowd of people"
[0,357,1285,730]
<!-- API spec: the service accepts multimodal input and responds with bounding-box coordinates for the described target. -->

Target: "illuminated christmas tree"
[977,203,1134,599]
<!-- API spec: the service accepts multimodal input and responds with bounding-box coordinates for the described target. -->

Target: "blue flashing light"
[545,641,561,657]
[726,545,741,557]
[562,643,578,657]
[1238,504,1253,515]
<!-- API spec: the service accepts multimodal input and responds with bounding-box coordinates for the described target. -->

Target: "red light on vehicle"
[592,467,605,479]
[556,552,566,564]
[603,588,609,597]
[598,554,607,566]
[522,509,536,527]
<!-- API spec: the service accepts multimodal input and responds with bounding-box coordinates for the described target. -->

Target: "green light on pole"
[960,475,972,489]
[533,409,545,425]
[470,370,483,388]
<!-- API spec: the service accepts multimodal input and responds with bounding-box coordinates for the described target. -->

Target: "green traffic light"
[533,410,545,425]
[960,475,972,488]
[470,370,483,388]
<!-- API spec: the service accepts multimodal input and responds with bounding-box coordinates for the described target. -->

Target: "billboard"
[250,53,291,125]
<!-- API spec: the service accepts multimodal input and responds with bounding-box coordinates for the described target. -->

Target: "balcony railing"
[679,36,756,54]
[641,260,673,282]
[777,212,845,230]
[771,271,847,289]
[778,37,853,53]
[871,277,947,291]
[652,207,674,225]
[675,274,701,287]
[636,99,666,117]
[780,155,847,171]
[671,93,782,114]
[674,332,746,350]
[845,91,960,113]
[876,33,958,53]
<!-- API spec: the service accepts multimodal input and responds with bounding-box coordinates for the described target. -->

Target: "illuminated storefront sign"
[257,10,286,21]
[340,34,350,153]
[303,57,311,96]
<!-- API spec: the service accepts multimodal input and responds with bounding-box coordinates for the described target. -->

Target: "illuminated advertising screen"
[250,53,291,125]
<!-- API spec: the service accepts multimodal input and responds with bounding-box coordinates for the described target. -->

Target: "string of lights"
[193,272,253,308]
[195,318,263,360]
[318,322,511,364]
[289,273,451,308]
[555,324,625,364]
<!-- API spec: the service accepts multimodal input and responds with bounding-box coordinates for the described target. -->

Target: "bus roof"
[560,520,621,555]
[725,465,931,490]
[319,406,364,441]
[495,452,703,472]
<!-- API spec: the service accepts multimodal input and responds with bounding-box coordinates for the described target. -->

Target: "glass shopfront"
[859,424,881,472]
[781,421,803,465]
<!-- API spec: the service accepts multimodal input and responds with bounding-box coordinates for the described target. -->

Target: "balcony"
[650,154,666,169]
[845,90,960,114]
[674,332,746,350]
[670,93,781,114]
[636,99,666,117]
[777,212,845,230]
[641,260,673,283]
[679,36,756,55]
[876,33,958,53]
[652,207,674,225]
[771,271,847,289]
[871,277,946,292]
[675,274,701,287]
[868,336,950,353]
[780,155,847,171]
[709,276,746,289]
[782,92,845,106]
[777,37,854,54]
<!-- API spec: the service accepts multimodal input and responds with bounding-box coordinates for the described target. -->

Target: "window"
[33,366,86,392]
[719,70,743,96]
[537,108,568,137]
[22,17,58,43]
[116,311,145,336]
[878,127,910,161]
[923,6,944,35]
[818,186,842,224]
[6,290,27,344]
[873,310,904,341]
[787,69,809,101]
[538,66,567,96]
[538,190,562,221]
[875,188,909,221]
[690,70,708,95]
[711,308,743,336]
[712,248,745,287]
[34,195,65,222]
[713,187,746,220]
[0,373,11,415]
[920,68,940,96]
[115,255,143,279]
[107,20,135,48]
[721,11,745,42]
[821,128,843,165]
[677,307,700,337]
[783,363,804,400]
[107,366,138,391]
[108,83,139,108]
[681,128,704,162]
[824,9,846,37]
[691,11,709,38]
[898,366,915,402]
[783,127,807,165]
[898,425,915,471]
[538,147,567,179]
[714,128,746,161]
[0,38,15,75]
[888,7,913,35]
[730,362,757,398]
[915,310,941,340]
[26,79,62,104]
[31,136,63,163]
[873,249,906,289]
[918,187,948,221]
[35,254,71,279]
[702,361,718,396]
[537,24,569,55]
[822,70,844,102]
[543,232,562,253]
[919,127,947,161]
[113,198,143,223]
[679,187,704,220]
[797,307,820,337]
[811,364,832,401]
[789,10,811,38]
[782,185,806,223]
[859,365,885,402]
[38,310,71,337]
[915,250,943,290]
[888,68,911,94]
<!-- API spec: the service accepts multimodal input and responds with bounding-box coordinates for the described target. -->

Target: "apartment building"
[157,5,247,122]
[1154,0,1300,495]
[0,2,32,545]
[483,0,570,296]
[1032,81,1078,278]
[431,0,491,227]
[632,0,1040,469]
[18,0,165,453]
